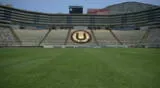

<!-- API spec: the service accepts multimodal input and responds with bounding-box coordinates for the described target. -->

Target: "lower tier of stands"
[0,27,160,48]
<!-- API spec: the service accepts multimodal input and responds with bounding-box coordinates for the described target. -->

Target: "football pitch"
[0,48,160,88]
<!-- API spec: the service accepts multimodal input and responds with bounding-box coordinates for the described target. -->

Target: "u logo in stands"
[71,30,92,44]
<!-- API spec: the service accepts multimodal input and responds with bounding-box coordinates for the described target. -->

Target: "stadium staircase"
[146,29,160,47]
[0,25,21,47]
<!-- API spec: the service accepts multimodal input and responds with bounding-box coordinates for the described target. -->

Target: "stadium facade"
[0,2,160,48]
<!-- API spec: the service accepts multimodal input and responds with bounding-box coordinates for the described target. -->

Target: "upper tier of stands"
[0,5,160,28]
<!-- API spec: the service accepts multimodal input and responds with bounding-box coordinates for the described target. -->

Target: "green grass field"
[0,48,160,88]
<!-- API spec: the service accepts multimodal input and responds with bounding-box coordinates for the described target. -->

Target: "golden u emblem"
[71,30,92,44]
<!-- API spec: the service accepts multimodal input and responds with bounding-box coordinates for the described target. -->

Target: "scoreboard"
[69,6,83,14]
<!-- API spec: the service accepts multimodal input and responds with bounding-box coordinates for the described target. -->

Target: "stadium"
[0,1,160,88]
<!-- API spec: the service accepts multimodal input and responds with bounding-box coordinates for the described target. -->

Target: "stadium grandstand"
[0,1,160,88]
[0,2,160,48]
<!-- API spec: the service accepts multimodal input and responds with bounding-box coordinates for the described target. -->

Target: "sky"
[0,0,160,13]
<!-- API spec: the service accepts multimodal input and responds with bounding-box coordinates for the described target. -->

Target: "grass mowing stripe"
[32,49,131,88]
[0,49,63,88]
[92,49,160,88]
[0,48,160,88]
[0,48,62,67]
